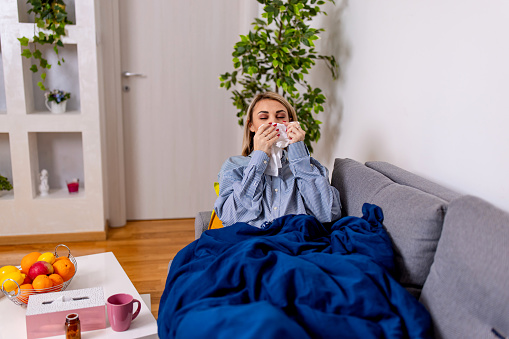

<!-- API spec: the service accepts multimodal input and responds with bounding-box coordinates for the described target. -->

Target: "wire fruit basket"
[1,244,78,307]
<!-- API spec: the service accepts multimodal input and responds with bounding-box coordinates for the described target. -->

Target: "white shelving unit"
[0,0,106,239]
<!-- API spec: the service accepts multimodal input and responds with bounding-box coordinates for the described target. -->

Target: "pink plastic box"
[26,287,106,339]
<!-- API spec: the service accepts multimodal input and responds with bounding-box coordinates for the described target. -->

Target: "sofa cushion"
[419,195,509,339]
[332,158,447,296]
[195,211,212,239]
[365,161,461,202]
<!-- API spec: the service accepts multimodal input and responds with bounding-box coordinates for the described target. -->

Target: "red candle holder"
[66,179,79,193]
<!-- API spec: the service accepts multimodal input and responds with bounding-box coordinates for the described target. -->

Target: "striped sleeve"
[287,142,342,222]
[214,151,269,226]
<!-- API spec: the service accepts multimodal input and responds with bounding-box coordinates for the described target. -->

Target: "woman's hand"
[253,123,280,156]
[285,121,305,144]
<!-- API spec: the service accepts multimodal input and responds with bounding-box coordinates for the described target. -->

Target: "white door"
[118,1,253,220]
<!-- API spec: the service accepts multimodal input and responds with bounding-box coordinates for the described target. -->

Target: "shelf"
[29,132,85,198]
[35,188,85,200]
[0,39,6,115]
[0,0,106,238]
[29,110,81,116]
[0,190,14,200]
[22,43,80,114]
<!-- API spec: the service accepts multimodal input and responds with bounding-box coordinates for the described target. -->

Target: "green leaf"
[37,82,46,91]
[41,73,46,80]
[30,65,38,73]
[55,12,65,22]
[55,26,65,36]
[33,49,42,59]
[265,5,275,13]
[21,49,32,58]
[18,37,29,46]
[39,58,48,68]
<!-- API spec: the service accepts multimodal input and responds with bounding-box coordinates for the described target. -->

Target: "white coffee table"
[0,252,158,338]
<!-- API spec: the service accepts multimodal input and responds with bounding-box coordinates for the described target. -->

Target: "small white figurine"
[39,169,49,196]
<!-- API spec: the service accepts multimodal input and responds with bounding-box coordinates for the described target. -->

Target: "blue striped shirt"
[214,141,342,228]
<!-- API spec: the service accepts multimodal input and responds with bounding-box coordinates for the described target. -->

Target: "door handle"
[122,72,146,77]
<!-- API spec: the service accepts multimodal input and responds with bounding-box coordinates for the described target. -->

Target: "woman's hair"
[241,92,298,156]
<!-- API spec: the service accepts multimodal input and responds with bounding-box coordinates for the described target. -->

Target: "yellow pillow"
[208,182,224,230]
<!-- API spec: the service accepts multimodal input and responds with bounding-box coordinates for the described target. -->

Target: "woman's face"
[249,99,290,133]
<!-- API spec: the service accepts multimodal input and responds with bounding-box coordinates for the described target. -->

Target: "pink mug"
[106,293,141,332]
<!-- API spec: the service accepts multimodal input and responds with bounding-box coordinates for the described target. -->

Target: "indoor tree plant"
[18,0,73,91]
[220,0,338,152]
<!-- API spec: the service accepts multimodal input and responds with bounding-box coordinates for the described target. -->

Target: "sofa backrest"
[331,158,452,297]
[419,195,509,339]
[365,161,461,202]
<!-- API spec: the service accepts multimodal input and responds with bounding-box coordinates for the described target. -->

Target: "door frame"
[97,0,126,227]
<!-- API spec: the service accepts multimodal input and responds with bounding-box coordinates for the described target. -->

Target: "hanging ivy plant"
[18,0,73,91]
[220,0,338,153]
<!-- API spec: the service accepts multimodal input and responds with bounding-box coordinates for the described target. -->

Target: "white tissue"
[265,123,290,176]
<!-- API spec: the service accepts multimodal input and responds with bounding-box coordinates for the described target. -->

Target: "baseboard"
[0,231,107,245]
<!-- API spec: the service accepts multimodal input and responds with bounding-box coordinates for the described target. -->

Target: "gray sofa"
[194,158,509,339]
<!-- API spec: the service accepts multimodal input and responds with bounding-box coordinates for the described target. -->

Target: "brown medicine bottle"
[65,313,81,339]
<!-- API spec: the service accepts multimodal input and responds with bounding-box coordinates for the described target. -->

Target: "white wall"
[309,0,509,213]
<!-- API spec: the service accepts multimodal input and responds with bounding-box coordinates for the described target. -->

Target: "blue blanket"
[158,204,432,338]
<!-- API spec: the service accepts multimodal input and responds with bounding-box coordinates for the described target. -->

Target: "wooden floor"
[0,218,196,319]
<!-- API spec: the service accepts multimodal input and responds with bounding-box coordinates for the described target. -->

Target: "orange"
[15,284,35,304]
[21,252,42,274]
[54,257,71,263]
[52,259,75,282]
[48,274,64,287]
[32,275,52,292]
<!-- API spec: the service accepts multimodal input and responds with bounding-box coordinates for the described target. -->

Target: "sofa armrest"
[195,211,212,239]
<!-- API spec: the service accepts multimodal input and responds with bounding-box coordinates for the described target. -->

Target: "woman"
[214,92,341,228]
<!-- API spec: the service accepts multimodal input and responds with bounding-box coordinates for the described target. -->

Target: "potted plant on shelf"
[44,89,70,113]
[18,0,73,91]
[219,0,338,153]
[0,174,13,197]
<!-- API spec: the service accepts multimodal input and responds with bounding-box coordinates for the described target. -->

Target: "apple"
[21,273,32,285]
[28,261,54,280]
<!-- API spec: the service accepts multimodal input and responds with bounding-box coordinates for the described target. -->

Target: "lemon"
[0,271,24,293]
[0,265,19,276]
[37,252,56,265]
